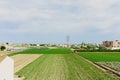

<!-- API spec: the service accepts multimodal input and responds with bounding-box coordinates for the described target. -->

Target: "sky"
[0,0,120,44]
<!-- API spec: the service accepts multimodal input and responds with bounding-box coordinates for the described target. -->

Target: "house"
[0,55,14,80]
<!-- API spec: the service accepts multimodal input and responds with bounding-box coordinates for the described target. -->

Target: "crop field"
[79,52,120,76]
[97,62,120,72]
[16,47,72,54]
[11,54,42,73]
[79,52,120,62]
[15,48,117,80]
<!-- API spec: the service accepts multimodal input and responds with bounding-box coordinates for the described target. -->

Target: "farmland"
[79,52,120,78]
[79,52,120,62]
[15,48,117,80]
[11,54,42,73]
[97,62,120,72]
[16,47,72,54]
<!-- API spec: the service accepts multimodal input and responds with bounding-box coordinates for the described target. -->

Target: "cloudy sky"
[0,0,120,44]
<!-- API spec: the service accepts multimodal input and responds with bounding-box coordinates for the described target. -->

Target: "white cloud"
[0,0,120,37]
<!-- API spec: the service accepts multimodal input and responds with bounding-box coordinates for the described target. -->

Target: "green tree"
[1,46,6,51]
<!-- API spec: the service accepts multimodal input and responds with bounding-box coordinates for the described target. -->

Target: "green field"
[15,49,117,80]
[17,48,72,54]
[79,52,120,62]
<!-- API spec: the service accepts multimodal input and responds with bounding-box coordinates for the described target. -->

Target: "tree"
[1,46,6,51]
[87,45,91,50]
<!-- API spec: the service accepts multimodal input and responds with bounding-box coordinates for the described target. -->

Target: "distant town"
[0,40,120,52]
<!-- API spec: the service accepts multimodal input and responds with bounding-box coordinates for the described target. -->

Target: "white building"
[0,55,14,80]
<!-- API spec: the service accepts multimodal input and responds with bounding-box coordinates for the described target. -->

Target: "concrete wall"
[0,56,14,80]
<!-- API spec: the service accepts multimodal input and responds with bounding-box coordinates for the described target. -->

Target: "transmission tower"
[66,35,70,47]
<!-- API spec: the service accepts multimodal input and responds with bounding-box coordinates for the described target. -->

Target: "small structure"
[0,54,14,80]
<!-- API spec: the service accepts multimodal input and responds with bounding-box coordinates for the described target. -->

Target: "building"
[0,55,14,80]
[102,40,120,50]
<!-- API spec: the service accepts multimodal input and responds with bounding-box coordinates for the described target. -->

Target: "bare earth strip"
[11,54,42,73]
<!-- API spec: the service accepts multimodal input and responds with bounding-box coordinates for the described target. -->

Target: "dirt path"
[11,54,42,73]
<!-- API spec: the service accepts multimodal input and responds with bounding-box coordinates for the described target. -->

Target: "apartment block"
[102,40,120,50]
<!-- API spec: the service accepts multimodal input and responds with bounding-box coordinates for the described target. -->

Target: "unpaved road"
[11,54,42,73]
